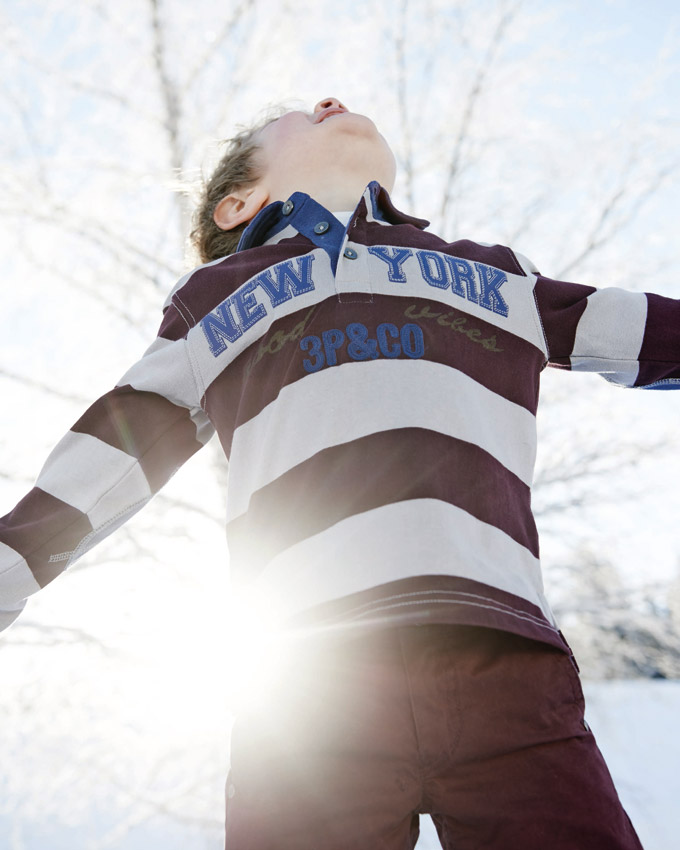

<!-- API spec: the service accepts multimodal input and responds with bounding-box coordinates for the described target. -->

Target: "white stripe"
[569,357,641,385]
[226,358,536,521]
[571,288,647,386]
[36,431,152,528]
[190,407,215,445]
[0,542,41,605]
[250,499,552,625]
[0,605,25,631]
[336,240,373,296]
[187,244,546,395]
[513,251,541,276]
[334,247,544,345]
[137,335,175,357]
[263,223,299,246]
[364,247,543,344]
[118,336,203,410]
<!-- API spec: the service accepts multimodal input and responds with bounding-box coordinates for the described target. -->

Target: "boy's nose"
[313,97,348,114]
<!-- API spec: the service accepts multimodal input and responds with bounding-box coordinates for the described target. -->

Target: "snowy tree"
[1,0,679,845]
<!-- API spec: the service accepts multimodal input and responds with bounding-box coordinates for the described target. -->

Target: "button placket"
[335,241,372,301]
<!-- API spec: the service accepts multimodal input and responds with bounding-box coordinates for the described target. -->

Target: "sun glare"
[222,595,293,712]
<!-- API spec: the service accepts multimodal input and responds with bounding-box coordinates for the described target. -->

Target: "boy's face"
[254,97,397,202]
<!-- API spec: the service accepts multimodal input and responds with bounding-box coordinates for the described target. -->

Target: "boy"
[1,95,669,848]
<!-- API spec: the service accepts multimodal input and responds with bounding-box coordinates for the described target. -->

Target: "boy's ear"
[213,184,269,231]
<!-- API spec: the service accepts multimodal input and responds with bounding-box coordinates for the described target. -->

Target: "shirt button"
[313,221,330,234]
[343,247,358,260]
[282,200,294,215]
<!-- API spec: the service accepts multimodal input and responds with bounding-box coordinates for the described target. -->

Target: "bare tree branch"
[394,0,415,211]
[154,493,223,526]
[439,0,521,230]
[556,155,678,279]
[534,438,665,491]
[1,621,125,654]
[503,190,553,246]
[0,89,51,195]
[7,44,164,128]
[0,367,91,405]
[18,245,153,335]
[0,468,33,485]
[181,0,255,96]
[0,202,179,289]
[149,0,191,234]
[89,767,223,850]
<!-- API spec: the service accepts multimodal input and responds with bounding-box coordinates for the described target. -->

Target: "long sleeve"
[533,275,680,388]
[0,326,214,632]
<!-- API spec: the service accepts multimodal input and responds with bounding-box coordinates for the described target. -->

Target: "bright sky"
[1,1,679,847]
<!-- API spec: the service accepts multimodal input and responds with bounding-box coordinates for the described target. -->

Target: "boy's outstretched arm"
[0,303,214,631]
[533,273,680,389]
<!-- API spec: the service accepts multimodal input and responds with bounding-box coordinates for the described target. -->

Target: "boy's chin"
[323,110,378,137]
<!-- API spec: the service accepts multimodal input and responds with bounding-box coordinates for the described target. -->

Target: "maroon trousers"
[224,625,643,849]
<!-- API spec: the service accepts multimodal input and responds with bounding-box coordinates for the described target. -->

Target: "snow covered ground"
[1,679,678,849]
[580,681,680,850]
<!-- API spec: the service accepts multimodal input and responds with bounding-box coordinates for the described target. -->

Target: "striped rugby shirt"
[2,182,679,647]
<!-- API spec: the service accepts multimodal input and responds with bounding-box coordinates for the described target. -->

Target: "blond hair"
[190,108,288,264]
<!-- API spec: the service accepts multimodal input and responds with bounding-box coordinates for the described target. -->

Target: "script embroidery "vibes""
[404,305,504,352]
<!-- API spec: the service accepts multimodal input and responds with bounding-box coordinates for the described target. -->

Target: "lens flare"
[223,594,293,713]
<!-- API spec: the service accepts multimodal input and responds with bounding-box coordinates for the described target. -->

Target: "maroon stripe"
[71,386,203,492]
[635,292,680,386]
[158,238,315,340]
[636,363,680,386]
[226,428,538,571]
[533,276,596,364]
[401,297,544,411]
[366,186,430,230]
[288,574,566,651]
[0,488,93,588]
[354,213,530,278]
[204,293,544,457]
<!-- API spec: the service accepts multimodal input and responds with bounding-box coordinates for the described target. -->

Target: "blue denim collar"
[236,181,429,255]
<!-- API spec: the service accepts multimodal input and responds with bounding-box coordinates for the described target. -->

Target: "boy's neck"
[267,173,387,218]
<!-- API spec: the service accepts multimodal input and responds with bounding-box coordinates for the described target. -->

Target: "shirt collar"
[236,181,429,253]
